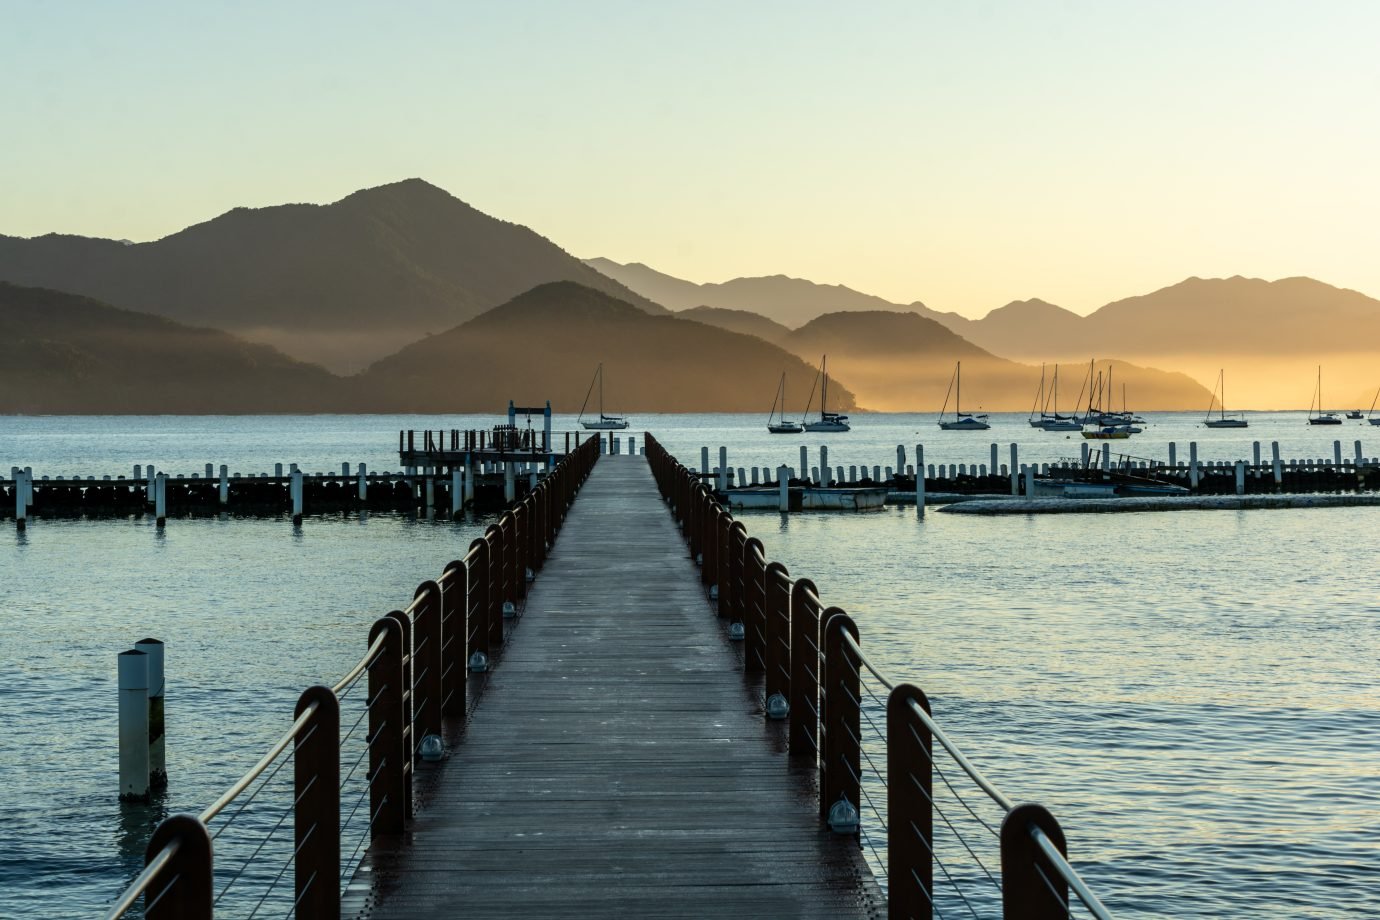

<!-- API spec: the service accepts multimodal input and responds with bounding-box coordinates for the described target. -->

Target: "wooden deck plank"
[347,455,884,920]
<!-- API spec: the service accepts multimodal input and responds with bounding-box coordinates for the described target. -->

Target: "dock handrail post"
[412,582,444,750]
[468,538,491,667]
[482,526,504,650]
[441,560,467,719]
[294,685,340,920]
[763,562,790,718]
[141,814,213,920]
[741,534,765,673]
[789,579,821,757]
[367,616,408,837]
[727,521,747,629]
[888,683,934,920]
[821,610,860,831]
[1000,803,1069,920]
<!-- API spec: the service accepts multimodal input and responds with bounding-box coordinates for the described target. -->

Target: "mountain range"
[0,179,662,374]
[0,281,850,414]
[590,258,1380,409]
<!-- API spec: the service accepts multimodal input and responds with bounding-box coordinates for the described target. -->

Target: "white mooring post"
[219,465,229,505]
[133,464,142,483]
[820,446,829,480]
[1009,443,1019,495]
[811,467,820,484]
[915,445,925,517]
[1253,442,1262,479]
[291,469,304,523]
[778,465,790,512]
[718,447,729,492]
[118,648,150,801]
[1168,442,1177,468]
[872,465,881,482]
[896,445,905,472]
[1101,443,1111,471]
[701,447,710,478]
[451,469,463,515]
[799,446,808,480]
[1235,461,1246,495]
[275,462,283,478]
[751,468,760,485]
[154,473,167,526]
[146,466,156,502]
[1271,442,1283,486]
[463,457,474,503]
[990,443,998,473]
[425,476,435,509]
[849,465,857,484]
[359,462,368,501]
[1355,440,1364,467]
[134,638,166,788]
[628,436,636,455]
[504,462,516,503]
[1024,466,1036,497]
[1189,442,1200,490]
[1334,440,1343,467]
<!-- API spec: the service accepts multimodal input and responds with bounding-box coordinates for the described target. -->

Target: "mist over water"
[2,414,1377,917]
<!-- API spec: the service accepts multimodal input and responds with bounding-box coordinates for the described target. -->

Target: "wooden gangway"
[346,454,883,918]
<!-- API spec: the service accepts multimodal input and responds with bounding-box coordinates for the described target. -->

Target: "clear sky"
[3,0,1378,317]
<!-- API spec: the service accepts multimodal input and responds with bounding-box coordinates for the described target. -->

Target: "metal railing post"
[726,520,746,624]
[142,815,213,920]
[1001,804,1069,920]
[368,616,408,836]
[742,537,766,673]
[412,582,443,749]
[763,562,790,718]
[484,526,504,650]
[789,579,821,758]
[821,610,860,830]
[888,683,934,920]
[441,560,467,719]
[294,685,340,920]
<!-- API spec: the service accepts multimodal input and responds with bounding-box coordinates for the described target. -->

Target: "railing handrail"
[199,702,319,825]
[1032,825,1114,920]
[103,840,178,920]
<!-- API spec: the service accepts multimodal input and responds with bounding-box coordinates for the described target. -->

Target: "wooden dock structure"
[346,454,882,918]
[108,434,1113,920]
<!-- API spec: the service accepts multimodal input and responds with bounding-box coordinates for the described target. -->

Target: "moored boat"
[937,361,990,430]
[1308,366,1342,425]
[1203,369,1248,428]
[802,356,850,432]
[766,372,803,434]
[577,363,630,430]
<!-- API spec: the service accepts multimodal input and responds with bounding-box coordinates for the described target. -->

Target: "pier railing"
[103,436,600,920]
[646,433,1113,920]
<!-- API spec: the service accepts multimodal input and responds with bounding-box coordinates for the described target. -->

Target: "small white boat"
[1308,366,1342,425]
[1203,369,1248,429]
[766,372,803,434]
[802,356,851,432]
[937,361,990,431]
[578,363,630,430]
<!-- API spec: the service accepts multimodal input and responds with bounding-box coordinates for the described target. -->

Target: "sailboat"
[802,356,850,432]
[767,372,803,434]
[577,363,630,430]
[1203,369,1248,428]
[1033,364,1080,431]
[937,362,990,430]
[1307,366,1342,425]
[1368,387,1380,426]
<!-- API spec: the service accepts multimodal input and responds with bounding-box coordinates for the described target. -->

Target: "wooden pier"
[109,434,1113,920]
[345,454,882,919]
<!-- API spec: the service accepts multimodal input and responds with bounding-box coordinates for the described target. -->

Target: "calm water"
[2,413,1378,917]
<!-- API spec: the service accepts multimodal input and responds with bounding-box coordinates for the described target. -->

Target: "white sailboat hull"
[1203,419,1248,429]
[581,419,630,430]
[939,417,990,431]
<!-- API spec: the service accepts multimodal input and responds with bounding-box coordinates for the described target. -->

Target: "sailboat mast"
[821,356,828,419]
[957,361,962,415]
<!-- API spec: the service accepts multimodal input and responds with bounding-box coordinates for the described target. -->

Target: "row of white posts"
[117,638,166,801]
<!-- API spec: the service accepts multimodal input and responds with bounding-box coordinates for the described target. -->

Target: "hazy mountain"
[585,257,970,328]
[355,282,856,413]
[0,282,341,413]
[780,311,1210,412]
[676,306,792,344]
[0,180,665,374]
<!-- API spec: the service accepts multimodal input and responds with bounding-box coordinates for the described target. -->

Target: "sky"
[3,0,1379,318]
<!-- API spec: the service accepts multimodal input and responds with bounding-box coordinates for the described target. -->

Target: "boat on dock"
[1308,366,1342,425]
[802,356,851,432]
[1033,452,1189,498]
[578,363,630,430]
[937,361,990,430]
[1203,369,1248,428]
[766,372,803,434]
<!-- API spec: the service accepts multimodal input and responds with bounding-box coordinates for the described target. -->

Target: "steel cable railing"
[645,432,1114,920]
[104,435,601,919]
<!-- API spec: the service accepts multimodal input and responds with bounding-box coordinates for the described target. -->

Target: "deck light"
[420,734,444,762]
[728,622,745,641]
[468,650,489,673]
[502,601,516,619]
[765,693,789,720]
[828,796,860,835]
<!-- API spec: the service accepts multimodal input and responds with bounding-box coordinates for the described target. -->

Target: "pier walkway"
[348,454,883,918]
